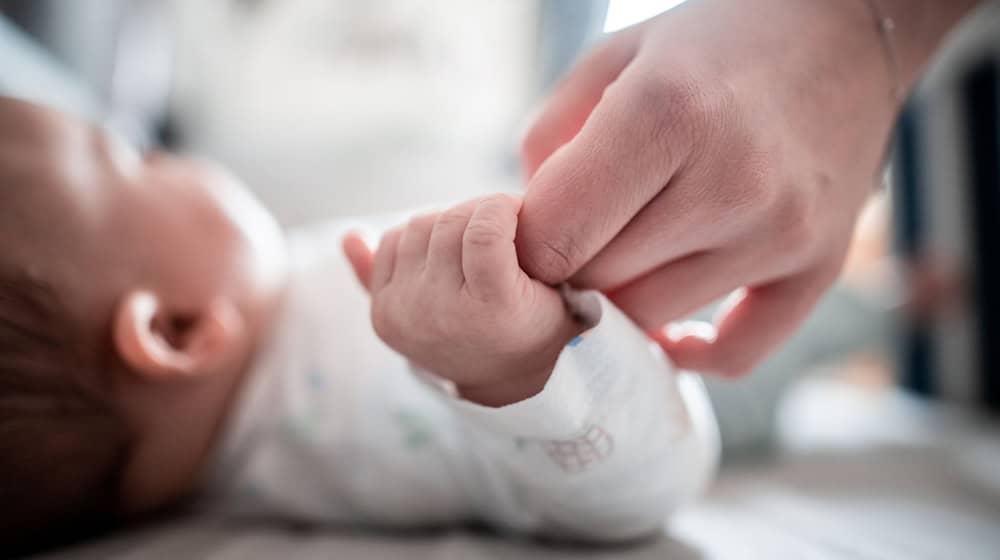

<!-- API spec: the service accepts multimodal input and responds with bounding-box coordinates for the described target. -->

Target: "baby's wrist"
[457,367,552,408]
[455,314,584,407]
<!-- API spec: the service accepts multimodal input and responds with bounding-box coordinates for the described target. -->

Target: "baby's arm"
[344,195,718,541]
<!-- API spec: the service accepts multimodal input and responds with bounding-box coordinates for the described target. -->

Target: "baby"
[0,97,718,554]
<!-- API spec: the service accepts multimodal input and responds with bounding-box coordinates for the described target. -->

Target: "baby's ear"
[113,290,244,380]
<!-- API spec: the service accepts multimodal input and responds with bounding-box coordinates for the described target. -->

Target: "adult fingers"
[396,213,437,273]
[371,227,403,293]
[571,140,769,290]
[521,26,642,179]
[516,61,696,285]
[607,249,766,330]
[656,265,837,377]
[342,231,374,293]
[571,191,709,290]
[427,199,480,283]
[462,194,521,301]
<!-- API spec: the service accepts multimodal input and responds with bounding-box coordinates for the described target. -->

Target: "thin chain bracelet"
[861,0,902,103]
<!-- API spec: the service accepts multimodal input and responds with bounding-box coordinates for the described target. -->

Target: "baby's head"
[0,98,287,552]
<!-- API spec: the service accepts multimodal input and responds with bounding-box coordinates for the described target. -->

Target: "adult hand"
[516,0,977,376]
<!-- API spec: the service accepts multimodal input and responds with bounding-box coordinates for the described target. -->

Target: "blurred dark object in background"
[893,4,1000,413]
[0,0,618,225]
[2,0,174,149]
[0,8,98,121]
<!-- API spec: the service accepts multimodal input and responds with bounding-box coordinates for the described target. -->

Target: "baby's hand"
[343,195,582,407]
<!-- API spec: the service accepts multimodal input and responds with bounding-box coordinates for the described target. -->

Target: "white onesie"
[202,220,720,542]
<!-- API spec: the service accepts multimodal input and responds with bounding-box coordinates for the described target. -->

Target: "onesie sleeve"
[426,291,720,542]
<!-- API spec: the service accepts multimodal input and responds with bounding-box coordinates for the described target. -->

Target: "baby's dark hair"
[0,270,133,555]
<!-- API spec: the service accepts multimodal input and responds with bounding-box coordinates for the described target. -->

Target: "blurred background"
[2,1,999,557]
[2,0,614,223]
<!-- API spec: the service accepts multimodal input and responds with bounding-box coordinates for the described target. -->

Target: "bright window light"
[603,0,688,32]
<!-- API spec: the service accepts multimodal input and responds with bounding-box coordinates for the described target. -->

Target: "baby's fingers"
[342,231,375,293]
[372,227,403,293]
[397,214,437,273]
[427,199,479,283]
[462,194,523,301]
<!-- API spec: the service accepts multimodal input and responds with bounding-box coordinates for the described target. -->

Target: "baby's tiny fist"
[348,195,582,407]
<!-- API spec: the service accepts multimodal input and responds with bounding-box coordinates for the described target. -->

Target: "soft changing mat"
[38,381,1000,560]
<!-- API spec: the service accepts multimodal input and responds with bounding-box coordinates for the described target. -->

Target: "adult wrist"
[852,0,982,99]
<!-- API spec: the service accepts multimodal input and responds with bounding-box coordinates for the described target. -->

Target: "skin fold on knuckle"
[521,232,581,285]
[435,208,471,231]
[463,217,507,251]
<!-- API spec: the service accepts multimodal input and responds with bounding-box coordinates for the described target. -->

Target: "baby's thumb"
[342,231,375,293]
